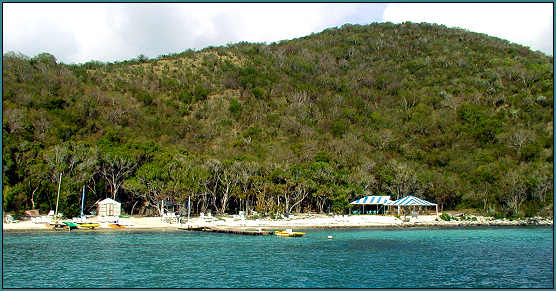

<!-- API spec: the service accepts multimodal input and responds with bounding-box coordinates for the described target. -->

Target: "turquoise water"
[2,227,553,288]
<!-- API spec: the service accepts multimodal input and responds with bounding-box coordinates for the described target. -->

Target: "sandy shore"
[3,213,553,231]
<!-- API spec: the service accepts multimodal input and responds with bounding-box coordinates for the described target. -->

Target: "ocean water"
[2,227,553,288]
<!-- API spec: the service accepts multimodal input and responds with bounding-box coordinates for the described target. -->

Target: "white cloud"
[2,3,380,64]
[383,3,553,55]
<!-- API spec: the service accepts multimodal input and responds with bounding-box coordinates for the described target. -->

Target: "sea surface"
[2,226,553,288]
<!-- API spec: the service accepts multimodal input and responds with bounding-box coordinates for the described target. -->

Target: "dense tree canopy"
[3,22,553,218]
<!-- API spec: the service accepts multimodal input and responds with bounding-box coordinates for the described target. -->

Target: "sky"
[2,3,553,64]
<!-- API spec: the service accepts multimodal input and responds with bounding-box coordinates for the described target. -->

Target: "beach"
[3,213,553,231]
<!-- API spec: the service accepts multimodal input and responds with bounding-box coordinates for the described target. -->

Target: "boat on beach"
[62,221,79,230]
[77,223,100,229]
[46,221,77,231]
[46,222,65,230]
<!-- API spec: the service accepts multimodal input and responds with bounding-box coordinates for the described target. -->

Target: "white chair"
[5,215,18,224]
[164,213,177,223]
[32,216,45,223]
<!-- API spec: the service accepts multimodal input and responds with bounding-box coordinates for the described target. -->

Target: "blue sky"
[2,3,552,64]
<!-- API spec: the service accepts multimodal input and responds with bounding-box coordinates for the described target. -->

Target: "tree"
[379,160,422,200]
[44,144,71,209]
[24,162,49,210]
[310,161,335,213]
[499,170,527,216]
[469,163,500,213]
[234,161,259,214]
[286,165,312,214]
[204,159,223,213]
[100,146,143,200]
[217,161,241,214]
[136,54,149,63]
[123,160,166,216]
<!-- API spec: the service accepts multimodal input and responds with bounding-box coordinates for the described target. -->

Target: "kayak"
[62,221,79,230]
[78,223,100,229]
[108,223,125,228]
[274,230,305,237]
[46,222,65,230]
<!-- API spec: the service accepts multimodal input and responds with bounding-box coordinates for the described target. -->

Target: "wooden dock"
[178,226,273,236]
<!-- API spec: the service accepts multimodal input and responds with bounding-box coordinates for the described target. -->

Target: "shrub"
[440,213,452,221]
[520,142,542,162]
[315,151,331,163]
[136,91,153,105]
[244,126,261,138]
[193,85,209,101]
[43,98,67,110]
[229,99,242,118]
[220,119,233,127]
[178,90,193,104]
[493,212,505,219]
[331,120,347,137]
[252,87,265,99]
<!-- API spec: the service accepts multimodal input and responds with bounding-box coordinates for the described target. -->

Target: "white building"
[97,198,121,217]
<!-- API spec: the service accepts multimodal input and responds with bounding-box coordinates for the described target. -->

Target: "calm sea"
[2,227,553,288]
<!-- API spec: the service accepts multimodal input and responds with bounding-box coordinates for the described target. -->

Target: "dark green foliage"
[457,104,502,145]
[331,120,347,137]
[135,91,153,105]
[440,213,453,221]
[229,98,242,118]
[42,98,67,110]
[314,151,331,163]
[2,23,552,217]
[252,87,265,99]
[193,85,209,101]
[521,141,542,162]
[178,90,193,104]
[244,126,261,138]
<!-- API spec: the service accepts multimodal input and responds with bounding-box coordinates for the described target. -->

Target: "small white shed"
[97,198,121,217]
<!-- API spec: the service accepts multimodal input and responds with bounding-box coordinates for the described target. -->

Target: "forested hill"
[2,22,553,219]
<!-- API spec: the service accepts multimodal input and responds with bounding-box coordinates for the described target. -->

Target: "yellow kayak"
[78,223,100,229]
[274,230,305,237]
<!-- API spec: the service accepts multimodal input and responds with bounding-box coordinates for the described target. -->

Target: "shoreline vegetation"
[3,213,553,232]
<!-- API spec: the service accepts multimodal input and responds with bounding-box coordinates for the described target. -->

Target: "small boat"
[47,221,77,231]
[108,223,125,229]
[62,221,79,230]
[46,222,66,230]
[77,223,100,229]
[274,229,305,237]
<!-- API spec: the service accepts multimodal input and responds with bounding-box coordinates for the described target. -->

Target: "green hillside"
[2,22,553,218]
